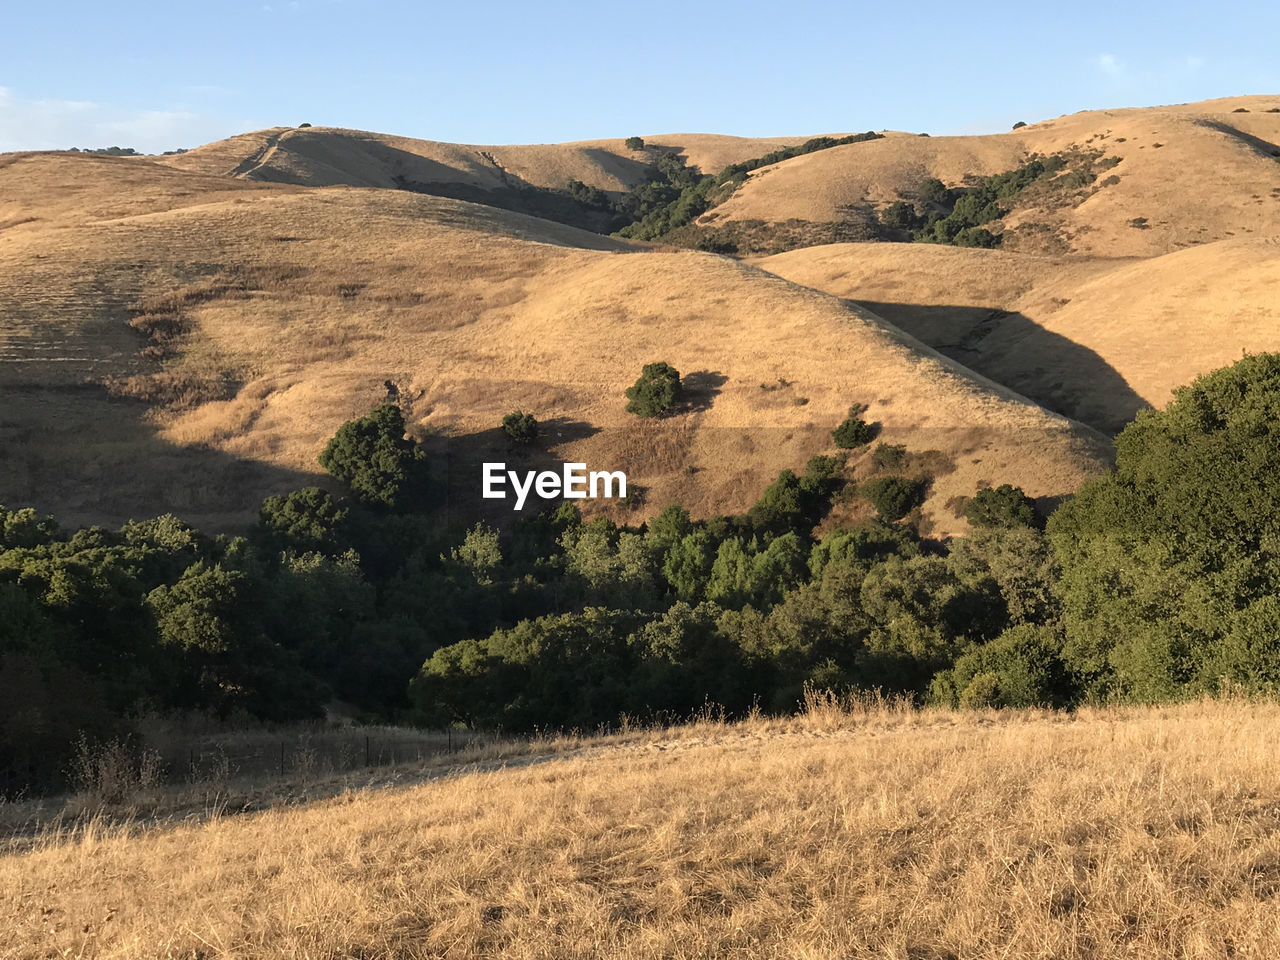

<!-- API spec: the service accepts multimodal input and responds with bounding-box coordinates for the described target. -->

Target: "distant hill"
[160,127,829,193]
[711,95,1280,258]
[0,151,1107,534]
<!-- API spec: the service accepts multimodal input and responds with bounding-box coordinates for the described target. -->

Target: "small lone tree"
[626,362,683,418]
[963,484,1037,529]
[624,136,645,151]
[832,415,873,449]
[502,410,539,444]
[318,403,426,508]
[1011,121,1028,130]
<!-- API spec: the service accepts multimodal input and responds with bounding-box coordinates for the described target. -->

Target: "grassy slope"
[161,126,835,192]
[7,700,1280,958]
[712,95,1280,258]
[756,237,1280,434]
[0,152,1108,534]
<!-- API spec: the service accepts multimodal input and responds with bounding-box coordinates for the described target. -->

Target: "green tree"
[880,201,921,229]
[624,136,646,150]
[258,487,349,548]
[832,416,873,449]
[625,362,683,418]
[502,410,539,444]
[919,178,949,204]
[964,484,1038,529]
[930,624,1073,708]
[318,403,427,508]
[862,475,926,521]
[1049,353,1280,699]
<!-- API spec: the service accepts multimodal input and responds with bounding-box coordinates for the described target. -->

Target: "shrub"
[933,624,1074,709]
[625,362,683,418]
[862,475,925,521]
[880,201,921,230]
[259,487,349,546]
[964,484,1038,529]
[624,136,645,150]
[1012,121,1028,130]
[832,416,873,449]
[919,177,949,205]
[318,403,427,508]
[953,226,1000,248]
[502,410,539,444]
[298,122,312,128]
[872,443,907,470]
[958,671,1002,708]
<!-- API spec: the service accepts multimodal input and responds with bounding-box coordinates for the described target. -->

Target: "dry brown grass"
[757,236,1280,434]
[7,698,1280,958]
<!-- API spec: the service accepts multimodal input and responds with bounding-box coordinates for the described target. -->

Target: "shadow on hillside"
[0,384,329,534]
[428,420,605,530]
[682,370,728,413]
[1195,120,1280,161]
[853,301,1151,434]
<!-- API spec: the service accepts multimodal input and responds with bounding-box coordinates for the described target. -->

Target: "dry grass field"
[7,697,1280,958]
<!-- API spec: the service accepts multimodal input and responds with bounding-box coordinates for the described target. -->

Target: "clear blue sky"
[2,0,1276,153]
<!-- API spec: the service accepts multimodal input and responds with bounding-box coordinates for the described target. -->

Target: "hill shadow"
[0,384,331,534]
[853,301,1150,434]
[681,370,728,413]
[428,419,604,530]
[1196,119,1280,161]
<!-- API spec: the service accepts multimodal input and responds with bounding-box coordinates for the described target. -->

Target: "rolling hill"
[710,95,1280,258]
[756,238,1280,434]
[4,95,1278,535]
[0,151,1108,535]
[160,126,829,193]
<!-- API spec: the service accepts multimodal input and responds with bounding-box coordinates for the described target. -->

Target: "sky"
[2,0,1277,154]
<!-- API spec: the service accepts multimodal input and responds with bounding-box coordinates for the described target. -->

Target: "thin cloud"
[0,87,210,153]
[1096,53,1124,78]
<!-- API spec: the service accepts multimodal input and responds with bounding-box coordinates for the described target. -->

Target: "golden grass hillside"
[710,95,1280,258]
[162,126,830,192]
[0,152,1109,534]
[756,237,1280,434]
[8,698,1280,958]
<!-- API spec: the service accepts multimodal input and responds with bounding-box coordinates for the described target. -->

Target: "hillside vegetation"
[7,698,1280,959]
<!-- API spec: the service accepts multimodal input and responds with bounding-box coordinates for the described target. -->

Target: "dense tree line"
[8,356,1280,794]
[879,156,1070,248]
